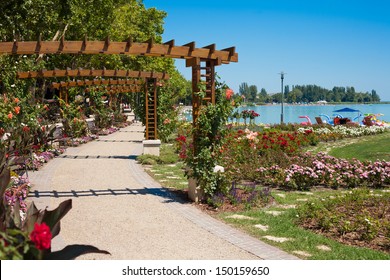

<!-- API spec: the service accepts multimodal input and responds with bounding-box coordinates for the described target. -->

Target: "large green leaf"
[0,168,10,199]
[11,201,22,228]
[41,199,72,238]
[24,202,40,234]
[45,245,110,260]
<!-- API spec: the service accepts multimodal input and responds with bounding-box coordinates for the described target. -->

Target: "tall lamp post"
[279,71,286,124]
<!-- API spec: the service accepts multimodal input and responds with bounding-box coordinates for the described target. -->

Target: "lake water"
[236,103,390,125]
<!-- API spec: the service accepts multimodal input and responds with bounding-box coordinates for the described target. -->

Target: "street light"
[279,71,286,124]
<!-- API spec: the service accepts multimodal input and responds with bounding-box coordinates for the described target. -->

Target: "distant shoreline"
[242,102,390,107]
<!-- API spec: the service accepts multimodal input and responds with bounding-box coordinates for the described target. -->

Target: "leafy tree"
[371,90,381,102]
[0,0,185,140]
[238,82,249,100]
[248,85,257,102]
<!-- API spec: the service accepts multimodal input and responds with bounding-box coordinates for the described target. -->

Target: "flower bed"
[298,125,387,140]
[4,173,31,213]
[217,127,390,190]
[97,127,119,135]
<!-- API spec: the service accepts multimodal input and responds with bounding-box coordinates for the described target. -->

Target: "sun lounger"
[315,117,324,125]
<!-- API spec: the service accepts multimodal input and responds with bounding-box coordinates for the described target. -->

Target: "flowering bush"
[218,126,390,190]
[253,152,389,190]
[4,173,30,213]
[298,125,387,141]
[184,80,241,198]
[240,110,260,126]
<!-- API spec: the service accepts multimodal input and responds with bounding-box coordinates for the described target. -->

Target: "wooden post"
[144,78,158,140]
[205,60,216,105]
[186,57,201,126]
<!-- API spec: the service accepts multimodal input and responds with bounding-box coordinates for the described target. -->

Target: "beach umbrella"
[333,107,361,122]
[333,107,361,113]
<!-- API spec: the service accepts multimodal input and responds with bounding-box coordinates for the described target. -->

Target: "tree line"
[238,82,381,103]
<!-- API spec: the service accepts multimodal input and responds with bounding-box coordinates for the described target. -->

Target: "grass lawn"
[305,131,390,161]
[329,132,390,161]
[139,144,188,190]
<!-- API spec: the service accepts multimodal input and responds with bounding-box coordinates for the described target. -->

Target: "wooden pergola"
[17,69,168,140]
[1,37,238,139]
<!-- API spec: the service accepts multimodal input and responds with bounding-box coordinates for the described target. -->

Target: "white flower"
[213,165,225,173]
[10,84,15,88]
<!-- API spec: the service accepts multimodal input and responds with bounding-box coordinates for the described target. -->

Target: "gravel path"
[28,119,298,260]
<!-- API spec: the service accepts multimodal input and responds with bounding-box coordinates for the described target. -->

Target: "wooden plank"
[51,77,142,88]
[0,41,238,63]
[17,69,169,79]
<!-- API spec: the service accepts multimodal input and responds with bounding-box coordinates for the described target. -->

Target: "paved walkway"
[28,119,298,260]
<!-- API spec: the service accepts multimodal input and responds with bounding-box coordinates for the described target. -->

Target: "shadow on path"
[58,154,138,160]
[95,139,143,143]
[29,187,190,205]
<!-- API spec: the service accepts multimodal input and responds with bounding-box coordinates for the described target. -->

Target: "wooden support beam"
[51,78,142,89]
[58,35,65,53]
[17,69,169,80]
[145,38,154,49]
[124,36,133,53]
[35,34,42,54]
[12,40,18,53]
[186,57,200,68]
[221,46,236,60]
[0,40,238,63]
[80,35,87,53]
[103,36,110,52]
[203,44,216,54]
[183,41,195,55]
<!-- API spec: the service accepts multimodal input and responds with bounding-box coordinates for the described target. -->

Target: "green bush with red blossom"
[181,80,241,198]
[59,100,89,138]
[0,166,110,260]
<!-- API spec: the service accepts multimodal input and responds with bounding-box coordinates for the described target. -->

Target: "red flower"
[29,222,52,250]
[7,112,13,119]
[14,97,20,103]
[14,106,21,114]
[176,135,186,143]
[225,88,234,100]
[23,126,30,132]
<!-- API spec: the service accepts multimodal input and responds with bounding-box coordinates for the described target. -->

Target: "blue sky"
[143,0,390,101]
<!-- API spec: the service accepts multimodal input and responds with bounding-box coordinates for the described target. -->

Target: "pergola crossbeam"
[51,78,142,89]
[17,69,169,79]
[0,40,238,63]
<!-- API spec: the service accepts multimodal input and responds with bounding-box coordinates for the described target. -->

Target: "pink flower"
[225,88,234,100]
